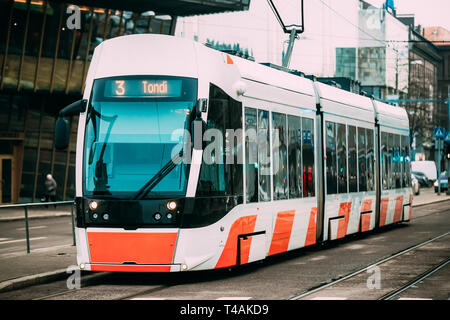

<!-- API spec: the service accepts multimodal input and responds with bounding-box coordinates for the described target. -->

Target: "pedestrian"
[44,174,57,203]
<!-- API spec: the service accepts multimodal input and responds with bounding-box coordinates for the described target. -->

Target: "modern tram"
[55,34,412,272]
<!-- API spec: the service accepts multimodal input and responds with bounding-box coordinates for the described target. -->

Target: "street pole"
[437,138,441,195]
[447,98,450,195]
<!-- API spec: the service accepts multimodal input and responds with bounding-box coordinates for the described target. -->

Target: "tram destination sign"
[105,79,182,98]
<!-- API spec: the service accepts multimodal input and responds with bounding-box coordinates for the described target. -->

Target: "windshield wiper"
[93,113,118,193]
[133,150,184,200]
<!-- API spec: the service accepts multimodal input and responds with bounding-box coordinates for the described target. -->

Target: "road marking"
[129,297,253,300]
[216,297,252,300]
[310,297,347,300]
[0,237,47,245]
[129,297,167,300]
[16,226,47,231]
[0,238,10,241]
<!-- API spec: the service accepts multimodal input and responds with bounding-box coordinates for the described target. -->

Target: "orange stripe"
[304,207,317,247]
[87,232,177,264]
[336,202,352,239]
[379,197,389,227]
[268,210,295,256]
[90,264,172,272]
[360,199,372,232]
[215,215,257,269]
[393,195,404,222]
[226,55,234,64]
[361,199,372,213]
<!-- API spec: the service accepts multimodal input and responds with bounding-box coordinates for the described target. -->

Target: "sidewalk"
[0,190,448,293]
[411,186,450,206]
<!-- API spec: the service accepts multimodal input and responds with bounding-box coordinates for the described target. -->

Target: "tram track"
[378,257,450,300]
[9,203,448,301]
[287,231,450,300]
[31,230,450,300]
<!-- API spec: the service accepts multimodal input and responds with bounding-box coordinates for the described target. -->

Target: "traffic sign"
[434,127,445,139]
[445,131,450,143]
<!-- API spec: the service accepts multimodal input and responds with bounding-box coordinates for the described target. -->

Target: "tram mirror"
[59,99,87,117]
[195,98,208,118]
[55,117,70,150]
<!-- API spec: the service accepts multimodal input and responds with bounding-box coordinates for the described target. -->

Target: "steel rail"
[379,257,450,300]
[287,231,450,300]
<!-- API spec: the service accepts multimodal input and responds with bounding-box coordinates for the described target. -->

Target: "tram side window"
[401,135,411,187]
[336,123,347,194]
[326,121,337,195]
[358,127,367,192]
[348,125,357,193]
[258,110,271,202]
[245,107,258,203]
[388,133,394,189]
[196,84,243,200]
[366,129,375,191]
[406,136,411,187]
[288,115,302,198]
[302,118,315,197]
[272,112,288,200]
[381,132,388,190]
[394,134,401,188]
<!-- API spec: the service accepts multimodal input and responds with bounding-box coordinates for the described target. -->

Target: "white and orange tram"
[56,34,412,272]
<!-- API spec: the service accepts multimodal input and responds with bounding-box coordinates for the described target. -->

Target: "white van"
[411,161,437,182]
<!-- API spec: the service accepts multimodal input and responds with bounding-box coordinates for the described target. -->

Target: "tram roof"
[315,82,375,123]
[373,100,410,132]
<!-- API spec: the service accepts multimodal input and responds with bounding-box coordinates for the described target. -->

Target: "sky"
[366,0,450,30]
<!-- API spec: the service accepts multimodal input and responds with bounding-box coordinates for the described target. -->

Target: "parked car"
[411,174,420,195]
[412,171,431,187]
[411,161,437,183]
[434,171,448,192]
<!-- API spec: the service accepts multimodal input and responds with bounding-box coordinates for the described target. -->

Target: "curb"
[0,270,111,295]
[0,269,68,293]
[412,197,450,208]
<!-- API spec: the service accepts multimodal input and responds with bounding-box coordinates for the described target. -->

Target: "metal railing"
[0,201,75,253]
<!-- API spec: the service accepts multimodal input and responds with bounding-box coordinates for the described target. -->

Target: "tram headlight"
[89,201,98,211]
[167,201,177,211]
[102,213,110,221]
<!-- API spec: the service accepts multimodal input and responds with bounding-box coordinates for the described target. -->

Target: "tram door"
[0,155,13,204]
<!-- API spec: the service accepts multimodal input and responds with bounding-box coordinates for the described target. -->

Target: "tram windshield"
[83,76,197,198]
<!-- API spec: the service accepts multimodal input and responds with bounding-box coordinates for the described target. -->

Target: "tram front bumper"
[80,263,182,272]
[77,228,183,272]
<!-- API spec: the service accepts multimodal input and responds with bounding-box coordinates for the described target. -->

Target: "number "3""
[115,80,125,95]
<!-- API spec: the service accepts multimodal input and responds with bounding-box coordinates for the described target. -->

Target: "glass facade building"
[0,0,250,203]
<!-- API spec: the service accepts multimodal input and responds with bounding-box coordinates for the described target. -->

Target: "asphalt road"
[0,200,448,300]
[0,216,74,258]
